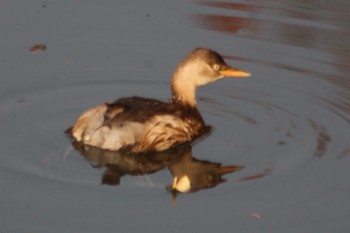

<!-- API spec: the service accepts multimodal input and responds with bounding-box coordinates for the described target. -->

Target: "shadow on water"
[71,141,243,197]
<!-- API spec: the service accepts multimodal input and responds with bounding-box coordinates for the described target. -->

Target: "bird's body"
[68,48,250,153]
[71,97,208,153]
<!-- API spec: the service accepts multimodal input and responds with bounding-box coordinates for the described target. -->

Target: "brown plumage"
[67,48,250,153]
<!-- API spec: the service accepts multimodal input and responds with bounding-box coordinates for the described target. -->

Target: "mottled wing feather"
[108,97,181,123]
[134,117,192,153]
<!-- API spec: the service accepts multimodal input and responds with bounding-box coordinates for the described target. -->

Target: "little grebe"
[68,48,250,153]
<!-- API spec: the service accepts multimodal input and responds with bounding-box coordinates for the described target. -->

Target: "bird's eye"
[213,64,220,71]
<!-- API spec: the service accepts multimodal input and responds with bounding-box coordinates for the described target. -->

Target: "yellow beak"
[219,68,251,78]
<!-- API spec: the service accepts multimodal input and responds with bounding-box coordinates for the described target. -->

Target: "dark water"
[1,1,350,232]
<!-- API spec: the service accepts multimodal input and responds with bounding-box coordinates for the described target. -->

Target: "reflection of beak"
[172,175,191,193]
[219,67,251,78]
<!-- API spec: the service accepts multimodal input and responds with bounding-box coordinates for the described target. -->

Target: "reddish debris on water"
[252,212,263,220]
[16,98,27,103]
[30,44,47,53]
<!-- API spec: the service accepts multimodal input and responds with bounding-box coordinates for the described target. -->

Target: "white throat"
[171,61,217,106]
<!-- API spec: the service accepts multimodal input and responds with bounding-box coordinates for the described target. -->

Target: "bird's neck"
[171,66,198,107]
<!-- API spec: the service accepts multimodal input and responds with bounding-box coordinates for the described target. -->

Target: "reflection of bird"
[72,141,189,186]
[67,48,250,153]
[73,141,244,196]
[168,152,244,194]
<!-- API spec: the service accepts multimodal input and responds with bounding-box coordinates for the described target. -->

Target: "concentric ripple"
[196,73,350,183]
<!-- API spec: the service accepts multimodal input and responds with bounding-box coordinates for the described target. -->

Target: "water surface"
[1,1,350,232]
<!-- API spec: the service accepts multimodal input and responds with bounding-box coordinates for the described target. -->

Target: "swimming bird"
[67,48,250,153]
